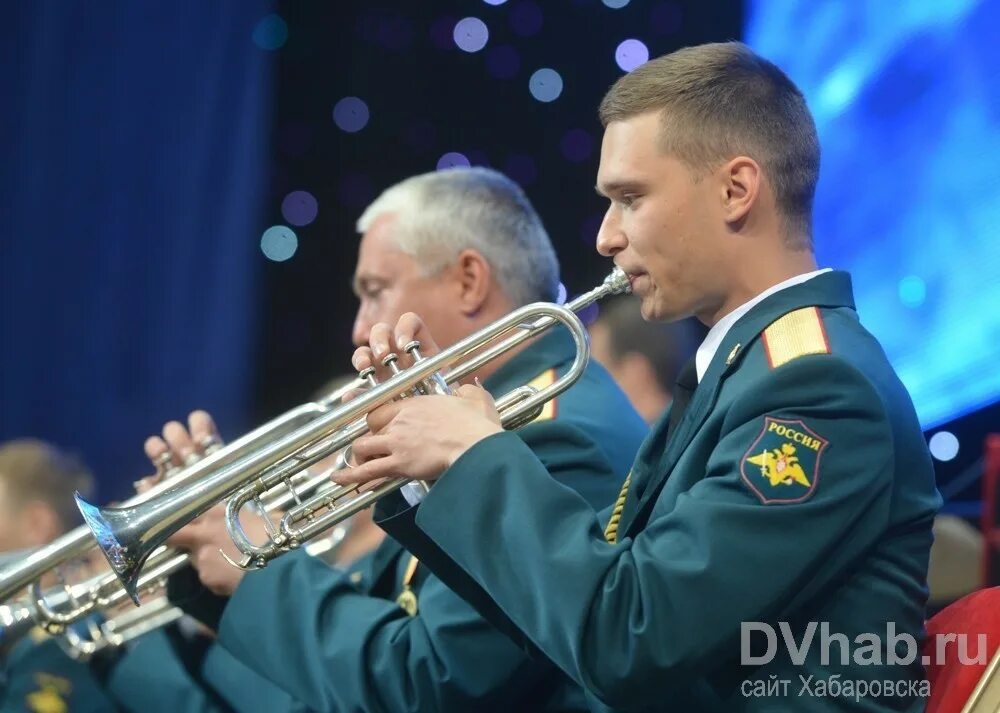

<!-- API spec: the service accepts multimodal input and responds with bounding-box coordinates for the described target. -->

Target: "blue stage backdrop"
[747,0,1000,429]
[0,3,274,497]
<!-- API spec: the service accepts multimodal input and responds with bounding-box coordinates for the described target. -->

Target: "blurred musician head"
[0,439,95,553]
[589,296,702,423]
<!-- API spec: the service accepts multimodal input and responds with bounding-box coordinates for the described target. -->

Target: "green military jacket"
[214,328,647,712]
[102,627,311,713]
[103,628,228,713]
[376,271,941,712]
[1,631,117,712]
[201,640,313,712]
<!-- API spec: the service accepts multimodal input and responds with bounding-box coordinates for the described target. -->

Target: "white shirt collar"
[694,268,832,383]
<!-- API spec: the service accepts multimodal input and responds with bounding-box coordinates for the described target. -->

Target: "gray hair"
[356,167,560,306]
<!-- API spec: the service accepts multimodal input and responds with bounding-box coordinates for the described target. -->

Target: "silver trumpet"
[0,550,188,661]
[0,459,355,657]
[36,269,629,605]
[53,524,352,662]
[56,596,184,662]
[0,378,361,605]
[0,459,349,652]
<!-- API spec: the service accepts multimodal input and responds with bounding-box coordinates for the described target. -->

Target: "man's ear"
[718,156,762,227]
[453,249,493,316]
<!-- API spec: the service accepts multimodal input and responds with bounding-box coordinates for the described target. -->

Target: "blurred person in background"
[589,294,703,423]
[0,439,118,712]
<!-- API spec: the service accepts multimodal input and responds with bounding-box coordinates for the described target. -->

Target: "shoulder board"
[762,307,831,369]
[525,368,558,422]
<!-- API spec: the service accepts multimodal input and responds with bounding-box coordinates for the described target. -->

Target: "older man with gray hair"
[142,166,646,712]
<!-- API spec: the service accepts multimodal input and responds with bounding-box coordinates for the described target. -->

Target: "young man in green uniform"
[341,43,942,712]
[137,167,647,711]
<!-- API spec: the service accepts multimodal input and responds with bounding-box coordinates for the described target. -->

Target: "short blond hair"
[0,439,95,529]
[599,42,819,246]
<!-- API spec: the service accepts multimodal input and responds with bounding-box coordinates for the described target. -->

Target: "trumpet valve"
[358,366,377,389]
[381,353,401,374]
[402,340,422,359]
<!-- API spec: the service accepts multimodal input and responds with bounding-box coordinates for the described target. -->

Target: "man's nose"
[352,315,370,348]
[595,207,625,257]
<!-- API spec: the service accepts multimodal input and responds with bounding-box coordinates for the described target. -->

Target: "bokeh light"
[509,2,543,37]
[898,275,927,308]
[333,97,370,133]
[454,17,489,53]
[483,0,508,5]
[260,226,298,262]
[281,191,319,227]
[253,14,288,50]
[616,39,650,72]
[556,282,567,305]
[437,152,471,170]
[529,68,563,103]
[928,431,960,462]
[486,45,521,79]
[560,129,594,163]
[602,0,631,8]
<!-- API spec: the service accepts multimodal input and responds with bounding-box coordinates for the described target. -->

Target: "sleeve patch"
[27,673,71,713]
[525,368,558,422]
[740,417,828,504]
[762,306,830,369]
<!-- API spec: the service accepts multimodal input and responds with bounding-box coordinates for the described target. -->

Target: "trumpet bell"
[75,494,148,606]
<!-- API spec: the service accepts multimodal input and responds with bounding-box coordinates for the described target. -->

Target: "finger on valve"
[351,347,378,391]
[188,410,223,454]
[394,312,441,363]
[367,323,402,382]
[136,436,174,491]
[162,420,200,467]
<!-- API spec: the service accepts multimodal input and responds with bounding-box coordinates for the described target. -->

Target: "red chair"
[924,586,1000,712]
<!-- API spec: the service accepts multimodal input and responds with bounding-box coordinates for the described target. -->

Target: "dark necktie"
[667,356,699,437]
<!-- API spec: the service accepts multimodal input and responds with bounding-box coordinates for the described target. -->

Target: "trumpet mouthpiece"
[605,267,632,295]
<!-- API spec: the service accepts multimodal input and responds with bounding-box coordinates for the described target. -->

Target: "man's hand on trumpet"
[135,410,221,493]
[334,314,504,488]
[141,411,262,596]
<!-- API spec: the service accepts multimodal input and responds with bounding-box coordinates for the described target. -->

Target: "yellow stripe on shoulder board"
[525,368,558,422]
[763,307,831,369]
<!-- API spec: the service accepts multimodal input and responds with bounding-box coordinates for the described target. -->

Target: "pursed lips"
[620,268,647,292]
